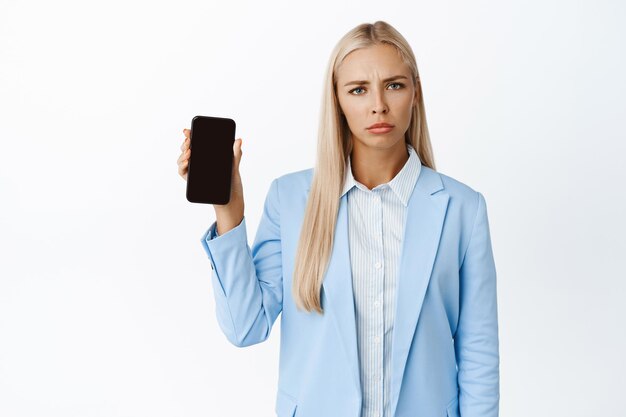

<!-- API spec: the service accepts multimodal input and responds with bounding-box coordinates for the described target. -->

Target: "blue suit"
[200,165,500,417]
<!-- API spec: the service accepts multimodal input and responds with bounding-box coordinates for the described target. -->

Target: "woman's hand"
[178,128,245,234]
[177,128,192,181]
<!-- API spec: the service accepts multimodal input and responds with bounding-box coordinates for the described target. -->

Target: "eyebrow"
[343,75,409,87]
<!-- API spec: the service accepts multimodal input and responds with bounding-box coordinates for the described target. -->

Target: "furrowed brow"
[343,75,408,87]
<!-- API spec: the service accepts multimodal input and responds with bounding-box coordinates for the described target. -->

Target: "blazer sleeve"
[455,191,500,417]
[199,178,283,348]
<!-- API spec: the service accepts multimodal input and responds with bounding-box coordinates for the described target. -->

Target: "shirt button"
[374,336,381,343]
[373,300,380,308]
[374,261,382,269]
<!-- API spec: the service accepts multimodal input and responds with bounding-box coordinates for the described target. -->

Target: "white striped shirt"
[341,143,422,417]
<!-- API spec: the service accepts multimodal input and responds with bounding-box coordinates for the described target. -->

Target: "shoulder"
[423,166,486,218]
[272,167,314,191]
[431,167,479,199]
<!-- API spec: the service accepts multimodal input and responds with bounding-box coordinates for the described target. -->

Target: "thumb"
[233,138,243,171]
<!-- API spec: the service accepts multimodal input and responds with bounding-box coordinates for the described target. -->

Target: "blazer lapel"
[305,166,449,412]
[319,191,362,397]
[388,166,449,416]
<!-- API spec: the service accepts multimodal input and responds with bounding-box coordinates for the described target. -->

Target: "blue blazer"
[200,165,500,417]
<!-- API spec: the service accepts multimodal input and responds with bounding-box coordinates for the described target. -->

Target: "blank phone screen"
[186,116,236,205]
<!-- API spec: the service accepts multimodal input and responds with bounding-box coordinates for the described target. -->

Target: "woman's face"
[335,43,418,150]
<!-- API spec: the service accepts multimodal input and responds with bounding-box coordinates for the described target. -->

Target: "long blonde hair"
[292,20,436,314]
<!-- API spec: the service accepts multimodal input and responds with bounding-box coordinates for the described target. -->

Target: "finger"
[233,138,243,170]
[177,149,190,165]
[180,137,190,151]
[233,138,242,156]
[178,161,188,175]
[183,128,190,138]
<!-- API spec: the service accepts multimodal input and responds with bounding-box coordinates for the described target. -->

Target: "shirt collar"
[341,143,422,207]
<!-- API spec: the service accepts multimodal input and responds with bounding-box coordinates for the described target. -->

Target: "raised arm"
[200,178,283,347]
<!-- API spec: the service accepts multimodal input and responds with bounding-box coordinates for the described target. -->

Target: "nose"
[371,89,388,114]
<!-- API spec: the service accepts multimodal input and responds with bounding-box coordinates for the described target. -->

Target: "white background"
[1,0,625,416]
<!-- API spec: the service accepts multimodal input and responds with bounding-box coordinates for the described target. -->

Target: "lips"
[368,122,394,129]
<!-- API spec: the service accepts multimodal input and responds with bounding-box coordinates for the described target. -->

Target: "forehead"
[337,44,409,80]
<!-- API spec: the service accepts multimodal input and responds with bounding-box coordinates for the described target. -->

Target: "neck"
[350,141,409,190]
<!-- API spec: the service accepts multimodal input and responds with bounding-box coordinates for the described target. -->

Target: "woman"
[177,21,499,417]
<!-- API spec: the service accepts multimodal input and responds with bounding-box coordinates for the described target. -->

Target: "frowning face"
[335,43,418,151]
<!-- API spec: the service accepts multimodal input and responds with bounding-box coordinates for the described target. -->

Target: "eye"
[349,87,365,95]
[348,82,405,95]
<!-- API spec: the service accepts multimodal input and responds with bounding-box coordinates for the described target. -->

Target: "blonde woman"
[178,21,499,417]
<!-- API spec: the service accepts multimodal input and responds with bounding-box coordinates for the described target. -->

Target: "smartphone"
[186,115,236,204]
